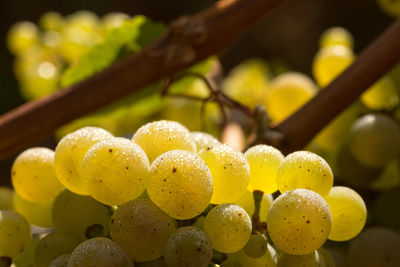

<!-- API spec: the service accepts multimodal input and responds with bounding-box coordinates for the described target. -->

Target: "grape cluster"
[0,119,375,266]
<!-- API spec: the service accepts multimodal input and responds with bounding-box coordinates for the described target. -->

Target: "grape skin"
[191,131,220,152]
[0,187,14,210]
[243,234,268,259]
[49,253,70,267]
[13,193,54,228]
[110,198,176,262]
[276,151,334,197]
[277,250,323,267]
[147,150,213,220]
[325,186,367,241]
[199,144,250,204]
[221,244,277,267]
[267,189,332,255]
[204,204,252,253]
[81,137,150,206]
[319,27,354,49]
[361,76,398,110]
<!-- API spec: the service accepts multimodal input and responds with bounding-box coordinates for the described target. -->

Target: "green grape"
[335,143,382,188]
[204,204,252,253]
[312,45,355,87]
[110,198,176,262]
[349,113,400,167]
[7,21,39,55]
[277,250,323,267]
[68,237,132,267]
[378,0,400,17]
[192,216,206,229]
[13,193,54,228]
[373,187,400,230]
[0,211,31,258]
[39,12,65,31]
[347,227,400,267]
[276,151,334,197]
[265,72,318,122]
[319,27,354,49]
[55,127,113,195]
[147,150,213,219]
[49,253,70,267]
[221,245,277,267]
[371,159,400,191]
[234,190,273,222]
[222,59,271,109]
[191,132,220,152]
[361,76,398,110]
[243,234,268,258]
[318,248,336,267]
[132,120,196,163]
[267,189,331,255]
[0,187,14,210]
[163,226,213,267]
[81,137,150,206]
[34,232,81,267]
[102,12,130,34]
[12,147,63,203]
[12,235,39,267]
[325,186,366,241]
[199,144,249,204]
[245,145,284,194]
[52,189,112,239]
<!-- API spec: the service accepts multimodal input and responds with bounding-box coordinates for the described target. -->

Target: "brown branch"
[266,18,400,154]
[0,0,285,160]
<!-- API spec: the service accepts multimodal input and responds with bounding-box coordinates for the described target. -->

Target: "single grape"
[191,132,220,152]
[325,186,366,241]
[39,11,65,31]
[110,198,176,262]
[33,232,81,267]
[349,113,400,167]
[12,147,63,203]
[55,127,113,195]
[221,245,277,267]
[378,0,400,17]
[6,21,39,55]
[163,226,213,267]
[319,27,354,49]
[373,187,400,231]
[0,210,31,258]
[0,187,14,210]
[312,45,355,87]
[276,151,334,197]
[102,12,129,33]
[277,250,323,267]
[361,76,398,110]
[12,235,39,267]
[204,204,252,253]
[13,193,54,228]
[267,189,331,255]
[245,145,284,194]
[371,159,400,191]
[243,234,268,258]
[81,137,150,206]
[199,144,250,204]
[49,253,70,267]
[147,150,213,219]
[132,120,196,162]
[68,237,133,267]
[347,227,400,267]
[235,190,273,222]
[264,72,318,122]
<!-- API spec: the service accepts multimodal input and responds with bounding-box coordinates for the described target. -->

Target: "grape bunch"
[0,119,380,267]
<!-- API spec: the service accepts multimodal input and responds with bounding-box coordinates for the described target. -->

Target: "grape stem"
[252,190,267,233]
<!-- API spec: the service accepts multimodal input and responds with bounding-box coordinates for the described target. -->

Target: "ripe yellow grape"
[101,12,129,34]
[81,137,150,206]
[276,151,334,197]
[7,21,39,55]
[55,127,113,195]
[325,186,366,241]
[0,187,14,210]
[110,198,176,262]
[12,147,63,203]
[319,27,354,49]
[191,131,220,152]
[147,150,213,219]
[264,72,318,122]
[0,210,31,258]
[312,45,355,87]
[13,193,54,228]
[267,189,332,255]
[361,76,399,110]
[378,0,400,17]
[132,120,196,162]
[235,190,273,222]
[68,237,133,267]
[245,145,284,194]
[203,204,252,253]
[221,245,277,267]
[199,144,249,204]
[277,250,323,267]
[39,11,65,31]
